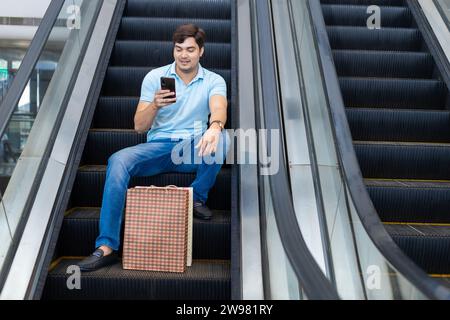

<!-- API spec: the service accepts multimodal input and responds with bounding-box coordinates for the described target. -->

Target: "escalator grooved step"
[327,26,422,51]
[118,17,231,42]
[355,142,450,180]
[125,0,231,20]
[347,108,450,142]
[340,77,447,109]
[112,41,231,69]
[385,224,450,274]
[321,0,406,6]
[102,66,231,97]
[58,207,231,260]
[333,50,434,79]
[43,258,230,300]
[93,97,232,130]
[366,179,450,223]
[322,4,412,28]
[72,166,231,210]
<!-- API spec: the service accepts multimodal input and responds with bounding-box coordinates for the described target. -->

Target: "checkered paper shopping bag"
[122,185,193,273]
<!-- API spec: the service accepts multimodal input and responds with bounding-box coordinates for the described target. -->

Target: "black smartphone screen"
[160,77,176,97]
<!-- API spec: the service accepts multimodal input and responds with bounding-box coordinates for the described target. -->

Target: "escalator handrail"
[254,0,339,300]
[0,0,65,140]
[307,0,450,300]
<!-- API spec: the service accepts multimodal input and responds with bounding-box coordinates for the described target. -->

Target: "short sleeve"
[208,74,227,100]
[140,71,158,102]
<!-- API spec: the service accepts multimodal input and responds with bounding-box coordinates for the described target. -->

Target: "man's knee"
[108,149,129,167]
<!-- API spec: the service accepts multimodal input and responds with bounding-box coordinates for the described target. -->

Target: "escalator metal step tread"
[333,50,434,78]
[93,97,138,129]
[58,207,230,260]
[118,17,231,42]
[322,4,412,27]
[385,224,450,274]
[124,0,231,20]
[43,258,230,300]
[111,41,231,69]
[366,179,450,224]
[93,97,232,130]
[347,108,450,142]
[354,142,450,180]
[102,66,231,97]
[83,130,232,166]
[326,26,422,51]
[339,77,447,109]
[385,223,450,237]
[321,0,406,6]
[82,128,231,165]
[72,166,231,210]
[365,179,450,188]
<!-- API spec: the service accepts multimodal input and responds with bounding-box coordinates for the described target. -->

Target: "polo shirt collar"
[170,62,204,83]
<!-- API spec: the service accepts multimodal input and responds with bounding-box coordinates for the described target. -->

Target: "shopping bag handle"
[135,185,178,189]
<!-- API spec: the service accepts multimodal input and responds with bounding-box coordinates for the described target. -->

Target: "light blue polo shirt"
[140,62,227,142]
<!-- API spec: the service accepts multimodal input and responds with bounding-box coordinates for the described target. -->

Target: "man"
[78,24,230,271]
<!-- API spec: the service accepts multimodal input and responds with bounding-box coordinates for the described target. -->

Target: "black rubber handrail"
[0,0,65,139]
[254,0,339,300]
[307,0,450,300]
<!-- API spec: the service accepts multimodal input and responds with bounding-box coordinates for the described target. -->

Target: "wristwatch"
[209,120,224,131]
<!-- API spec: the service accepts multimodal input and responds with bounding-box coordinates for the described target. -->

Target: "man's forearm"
[209,106,227,127]
[134,102,158,133]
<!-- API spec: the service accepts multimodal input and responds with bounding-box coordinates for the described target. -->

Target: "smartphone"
[160,77,176,97]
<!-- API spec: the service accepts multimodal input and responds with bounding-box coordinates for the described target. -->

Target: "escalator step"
[355,142,450,180]
[71,166,231,210]
[347,109,450,142]
[333,50,434,79]
[58,207,231,260]
[82,128,233,165]
[102,66,231,97]
[327,26,422,51]
[82,130,146,164]
[43,258,230,300]
[125,0,231,20]
[111,41,231,69]
[118,17,231,42]
[366,179,450,223]
[93,97,232,130]
[340,77,447,109]
[385,224,450,274]
[321,0,406,6]
[93,97,138,129]
[322,5,412,28]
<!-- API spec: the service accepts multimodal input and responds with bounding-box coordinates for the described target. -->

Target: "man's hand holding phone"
[153,90,177,109]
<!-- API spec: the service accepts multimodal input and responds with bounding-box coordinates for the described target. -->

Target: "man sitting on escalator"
[78,24,230,271]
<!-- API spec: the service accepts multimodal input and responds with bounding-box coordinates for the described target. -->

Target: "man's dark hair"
[173,24,206,49]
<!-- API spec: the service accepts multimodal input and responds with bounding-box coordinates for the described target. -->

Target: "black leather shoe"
[77,248,118,272]
[193,202,213,220]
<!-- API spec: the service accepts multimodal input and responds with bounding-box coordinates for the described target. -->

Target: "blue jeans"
[95,131,230,251]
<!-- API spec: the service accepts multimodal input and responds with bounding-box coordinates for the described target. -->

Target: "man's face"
[173,37,204,73]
